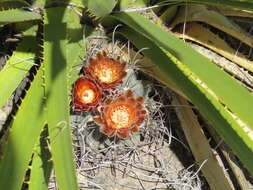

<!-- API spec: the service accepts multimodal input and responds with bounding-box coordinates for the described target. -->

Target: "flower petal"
[100,125,115,137]
[117,128,131,139]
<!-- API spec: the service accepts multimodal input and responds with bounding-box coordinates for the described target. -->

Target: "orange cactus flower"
[94,90,147,139]
[85,51,127,89]
[72,77,103,111]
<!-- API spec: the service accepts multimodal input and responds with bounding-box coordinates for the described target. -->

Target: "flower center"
[110,105,130,129]
[95,67,117,84]
[81,89,95,104]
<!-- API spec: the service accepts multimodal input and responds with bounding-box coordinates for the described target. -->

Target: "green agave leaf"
[159,4,178,24]
[0,0,27,2]
[29,127,52,190]
[159,0,253,11]
[31,0,46,7]
[0,9,41,25]
[0,1,28,9]
[64,7,85,88]
[44,7,78,190]
[70,0,84,5]
[0,66,46,190]
[110,13,253,174]
[83,0,116,17]
[118,0,149,10]
[0,26,37,109]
